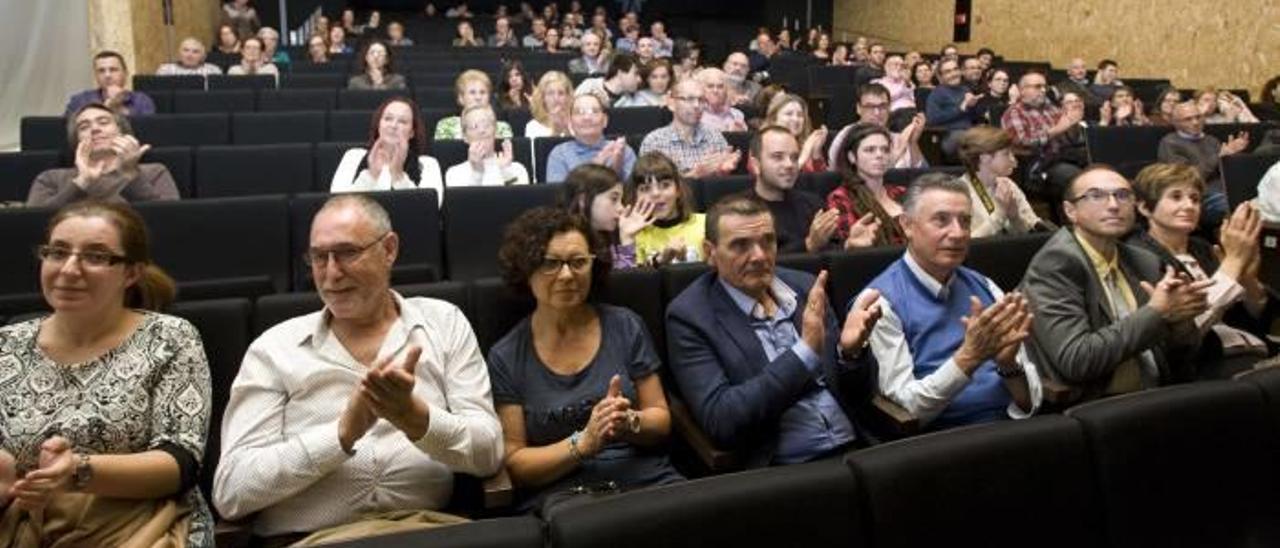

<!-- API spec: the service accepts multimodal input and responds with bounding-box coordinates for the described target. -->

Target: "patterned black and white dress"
[0,312,214,547]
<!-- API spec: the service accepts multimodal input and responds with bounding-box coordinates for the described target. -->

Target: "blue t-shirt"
[488,304,683,511]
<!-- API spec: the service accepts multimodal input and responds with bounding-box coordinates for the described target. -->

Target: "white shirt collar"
[902,251,954,300]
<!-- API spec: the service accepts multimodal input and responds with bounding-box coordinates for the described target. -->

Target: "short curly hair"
[497,207,611,298]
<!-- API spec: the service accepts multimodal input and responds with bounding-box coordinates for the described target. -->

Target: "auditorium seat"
[1238,365,1280,421]
[167,297,252,520]
[0,205,55,315]
[531,135,574,183]
[20,116,67,151]
[149,91,175,115]
[825,244,906,313]
[410,73,459,88]
[549,459,863,548]
[796,171,841,198]
[1066,382,1280,548]
[134,74,206,92]
[692,175,752,211]
[0,150,61,203]
[883,166,965,186]
[252,291,323,337]
[207,74,277,91]
[281,73,348,89]
[964,231,1050,290]
[1223,152,1280,207]
[318,516,543,548]
[821,85,858,130]
[137,196,290,299]
[314,141,364,190]
[500,108,532,138]
[413,86,458,110]
[338,89,405,111]
[288,190,443,290]
[257,88,339,112]
[776,252,824,275]
[808,65,857,95]
[290,61,350,74]
[468,277,535,353]
[597,268,666,353]
[194,143,314,197]
[328,110,375,142]
[605,106,673,136]
[132,113,232,147]
[142,146,195,198]
[232,111,328,145]
[847,416,1107,548]
[722,131,751,174]
[443,184,561,279]
[172,89,255,114]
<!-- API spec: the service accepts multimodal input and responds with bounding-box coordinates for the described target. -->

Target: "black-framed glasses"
[35,245,129,268]
[1068,188,1135,205]
[537,254,596,275]
[304,232,390,267]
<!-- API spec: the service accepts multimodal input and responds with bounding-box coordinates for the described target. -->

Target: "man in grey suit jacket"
[1021,166,1210,401]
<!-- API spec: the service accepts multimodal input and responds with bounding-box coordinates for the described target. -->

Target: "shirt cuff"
[931,358,973,396]
[297,424,354,473]
[790,340,822,375]
[413,402,460,455]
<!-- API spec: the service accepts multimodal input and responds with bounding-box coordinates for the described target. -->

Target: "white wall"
[0,1,92,150]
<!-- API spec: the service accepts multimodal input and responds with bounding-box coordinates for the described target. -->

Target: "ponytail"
[128,264,177,311]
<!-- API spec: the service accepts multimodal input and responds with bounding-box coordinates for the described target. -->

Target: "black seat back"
[194,143,315,197]
[1066,382,1280,547]
[442,185,560,280]
[848,416,1107,548]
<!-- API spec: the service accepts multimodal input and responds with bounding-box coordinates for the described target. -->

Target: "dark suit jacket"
[1020,228,1200,401]
[664,267,876,468]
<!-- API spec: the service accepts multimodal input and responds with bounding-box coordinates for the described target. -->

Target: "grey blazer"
[1019,228,1199,401]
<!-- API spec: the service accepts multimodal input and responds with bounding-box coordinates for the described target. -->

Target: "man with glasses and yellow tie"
[1021,167,1211,403]
[214,195,501,543]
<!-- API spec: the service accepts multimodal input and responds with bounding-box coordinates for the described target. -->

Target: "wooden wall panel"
[834,0,1280,98]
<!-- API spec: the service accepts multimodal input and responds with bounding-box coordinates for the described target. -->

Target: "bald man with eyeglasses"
[214,195,501,542]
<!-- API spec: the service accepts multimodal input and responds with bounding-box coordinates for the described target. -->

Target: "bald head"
[178,37,207,67]
[1067,58,1087,80]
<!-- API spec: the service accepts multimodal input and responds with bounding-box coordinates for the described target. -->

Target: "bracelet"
[996,363,1026,378]
[568,430,584,462]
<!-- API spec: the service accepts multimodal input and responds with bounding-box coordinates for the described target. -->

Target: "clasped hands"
[339,346,430,452]
[0,437,77,512]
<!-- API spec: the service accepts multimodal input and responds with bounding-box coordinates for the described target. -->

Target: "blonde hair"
[531,70,574,129]
[765,93,812,141]
[454,69,493,107]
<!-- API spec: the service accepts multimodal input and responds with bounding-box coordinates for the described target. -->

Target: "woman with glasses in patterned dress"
[0,201,214,546]
[487,207,682,514]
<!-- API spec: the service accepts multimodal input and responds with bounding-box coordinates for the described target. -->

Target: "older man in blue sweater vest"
[858,173,1042,430]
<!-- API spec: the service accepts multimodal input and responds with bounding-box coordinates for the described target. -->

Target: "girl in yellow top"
[626,152,706,266]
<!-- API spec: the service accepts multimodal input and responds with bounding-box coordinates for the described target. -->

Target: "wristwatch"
[72,453,93,491]
[626,409,642,434]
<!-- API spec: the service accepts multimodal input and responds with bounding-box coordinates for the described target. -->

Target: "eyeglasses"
[858,102,888,112]
[304,232,389,267]
[1068,188,1135,205]
[537,254,595,275]
[36,245,129,268]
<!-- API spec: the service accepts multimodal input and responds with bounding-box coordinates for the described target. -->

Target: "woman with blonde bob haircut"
[955,125,1046,237]
[0,201,214,546]
[526,71,574,137]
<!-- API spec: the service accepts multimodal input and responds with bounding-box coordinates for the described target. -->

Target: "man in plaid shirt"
[1001,71,1086,202]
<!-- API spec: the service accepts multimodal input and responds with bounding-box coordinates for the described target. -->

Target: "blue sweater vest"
[868,258,1012,428]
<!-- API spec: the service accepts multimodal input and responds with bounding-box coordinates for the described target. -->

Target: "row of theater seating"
[8,267,1277,547]
[1083,122,1277,178]
[314,371,1280,548]
[1,171,992,311]
[19,106,677,151]
[0,230,1046,517]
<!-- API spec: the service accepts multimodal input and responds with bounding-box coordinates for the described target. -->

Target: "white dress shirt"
[330,148,445,205]
[859,252,1042,427]
[213,292,502,535]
